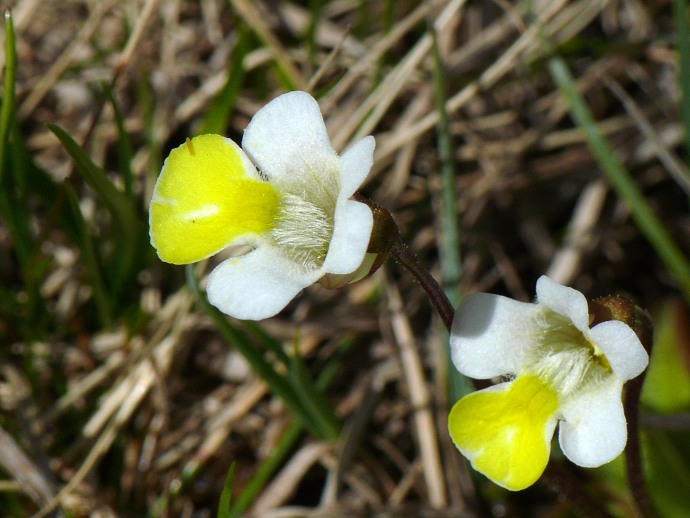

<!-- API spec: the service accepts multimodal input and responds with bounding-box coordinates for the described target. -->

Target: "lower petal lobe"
[448,375,559,491]
[150,135,279,264]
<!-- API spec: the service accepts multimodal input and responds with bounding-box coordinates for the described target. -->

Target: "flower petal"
[206,246,320,320]
[558,381,627,467]
[242,91,336,183]
[450,293,543,379]
[589,320,649,381]
[339,136,375,197]
[322,199,373,275]
[150,135,278,264]
[535,276,590,333]
[448,376,559,491]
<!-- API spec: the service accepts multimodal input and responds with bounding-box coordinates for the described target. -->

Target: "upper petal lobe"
[242,92,336,183]
[450,293,543,379]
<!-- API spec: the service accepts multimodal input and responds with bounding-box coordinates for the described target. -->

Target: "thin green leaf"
[225,346,346,516]
[430,20,469,403]
[241,321,291,365]
[64,184,113,326]
[429,23,461,307]
[645,431,690,518]
[673,0,690,164]
[548,56,690,303]
[102,82,134,197]
[198,27,248,136]
[185,265,324,436]
[288,341,341,440]
[0,176,33,270]
[47,122,143,304]
[227,420,302,518]
[216,462,235,518]
[46,123,136,230]
[641,301,690,412]
[0,9,16,185]
[138,71,162,177]
[306,0,322,70]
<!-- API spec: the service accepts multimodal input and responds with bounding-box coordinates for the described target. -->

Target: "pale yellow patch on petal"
[150,134,279,264]
[448,375,559,491]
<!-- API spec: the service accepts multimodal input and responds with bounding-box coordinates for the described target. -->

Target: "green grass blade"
[185,265,326,436]
[64,183,113,325]
[227,420,302,518]
[198,27,249,136]
[245,323,342,438]
[216,462,235,518]
[429,26,461,306]
[430,20,469,403]
[548,56,690,302]
[241,321,292,366]
[0,178,32,270]
[224,343,347,516]
[47,122,144,304]
[0,92,47,333]
[673,0,690,163]
[0,9,16,185]
[306,0,322,70]
[47,124,136,230]
[287,343,341,440]
[102,82,134,197]
[138,71,162,177]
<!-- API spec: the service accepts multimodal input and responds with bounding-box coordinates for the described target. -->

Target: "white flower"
[448,276,649,491]
[149,91,375,320]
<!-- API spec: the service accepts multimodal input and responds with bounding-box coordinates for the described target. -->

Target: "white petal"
[242,91,336,182]
[536,276,590,332]
[588,320,649,381]
[339,136,375,197]
[558,381,627,467]
[322,199,373,274]
[450,293,543,379]
[206,246,319,320]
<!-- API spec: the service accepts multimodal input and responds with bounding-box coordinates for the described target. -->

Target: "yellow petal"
[448,375,559,491]
[150,134,279,264]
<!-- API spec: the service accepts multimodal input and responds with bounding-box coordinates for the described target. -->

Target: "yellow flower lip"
[449,375,559,491]
[149,134,279,264]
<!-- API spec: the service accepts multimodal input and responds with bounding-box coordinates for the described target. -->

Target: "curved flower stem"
[389,238,455,332]
[623,307,656,518]
[590,297,656,517]
[354,193,455,332]
[624,373,654,518]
